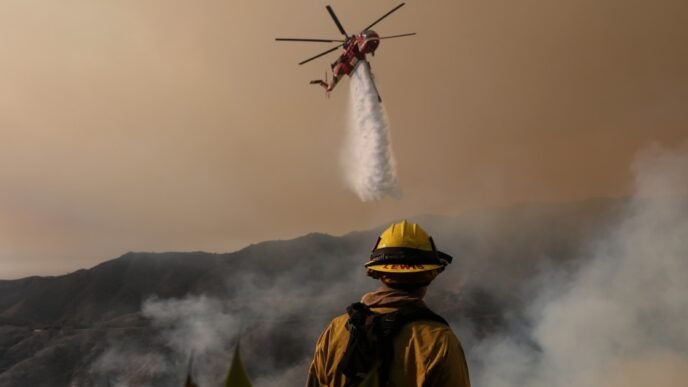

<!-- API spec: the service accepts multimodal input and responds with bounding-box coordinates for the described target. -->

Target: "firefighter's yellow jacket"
[306,288,470,387]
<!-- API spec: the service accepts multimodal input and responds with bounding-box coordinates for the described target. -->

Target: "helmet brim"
[366,263,444,273]
[366,247,453,267]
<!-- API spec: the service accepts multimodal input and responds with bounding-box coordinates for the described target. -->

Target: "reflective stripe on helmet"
[366,263,444,273]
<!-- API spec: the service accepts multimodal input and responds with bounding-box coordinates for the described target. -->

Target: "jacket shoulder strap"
[338,302,378,387]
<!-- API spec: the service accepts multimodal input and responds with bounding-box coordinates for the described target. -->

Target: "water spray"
[342,62,401,202]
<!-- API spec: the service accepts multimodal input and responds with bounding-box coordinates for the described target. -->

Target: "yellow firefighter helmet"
[365,220,453,279]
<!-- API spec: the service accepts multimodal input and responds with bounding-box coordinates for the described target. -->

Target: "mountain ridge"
[0,197,628,386]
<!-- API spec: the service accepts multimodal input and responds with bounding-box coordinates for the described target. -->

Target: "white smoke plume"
[89,296,243,387]
[342,61,401,201]
[89,255,372,387]
[473,144,688,387]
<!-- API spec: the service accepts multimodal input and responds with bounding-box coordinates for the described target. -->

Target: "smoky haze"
[1,0,687,278]
[473,145,688,387]
[68,144,686,387]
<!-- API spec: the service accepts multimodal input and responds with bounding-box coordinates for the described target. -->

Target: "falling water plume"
[342,61,401,202]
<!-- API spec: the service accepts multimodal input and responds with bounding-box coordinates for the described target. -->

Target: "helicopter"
[276,3,416,101]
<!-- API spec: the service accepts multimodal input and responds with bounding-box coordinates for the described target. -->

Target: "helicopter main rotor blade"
[362,2,406,33]
[378,32,417,40]
[299,44,343,65]
[326,5,349,38]
[276,38,345,43]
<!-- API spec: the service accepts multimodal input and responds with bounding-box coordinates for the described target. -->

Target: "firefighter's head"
[365,220,452,289]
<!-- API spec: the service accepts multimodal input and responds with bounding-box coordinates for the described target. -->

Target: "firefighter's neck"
[361,283,428,308]
[380,282,428,297]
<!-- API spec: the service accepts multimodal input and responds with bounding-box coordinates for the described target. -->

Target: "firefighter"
[306,220,470,387]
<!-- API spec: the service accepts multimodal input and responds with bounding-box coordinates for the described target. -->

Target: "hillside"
[0,198,626,387]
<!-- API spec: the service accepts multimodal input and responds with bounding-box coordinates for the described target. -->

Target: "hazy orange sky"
[1,0,687,279]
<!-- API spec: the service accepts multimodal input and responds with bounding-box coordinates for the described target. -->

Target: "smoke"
[90,347,171,387]
[141,296,241,358]
[88,240,375,387]
[85,144,688,387]
[88,297,242,387]
[342,61,401,201]
[473,144,688,387]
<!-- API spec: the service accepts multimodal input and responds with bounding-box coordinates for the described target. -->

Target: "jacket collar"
[360,284,428,309]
